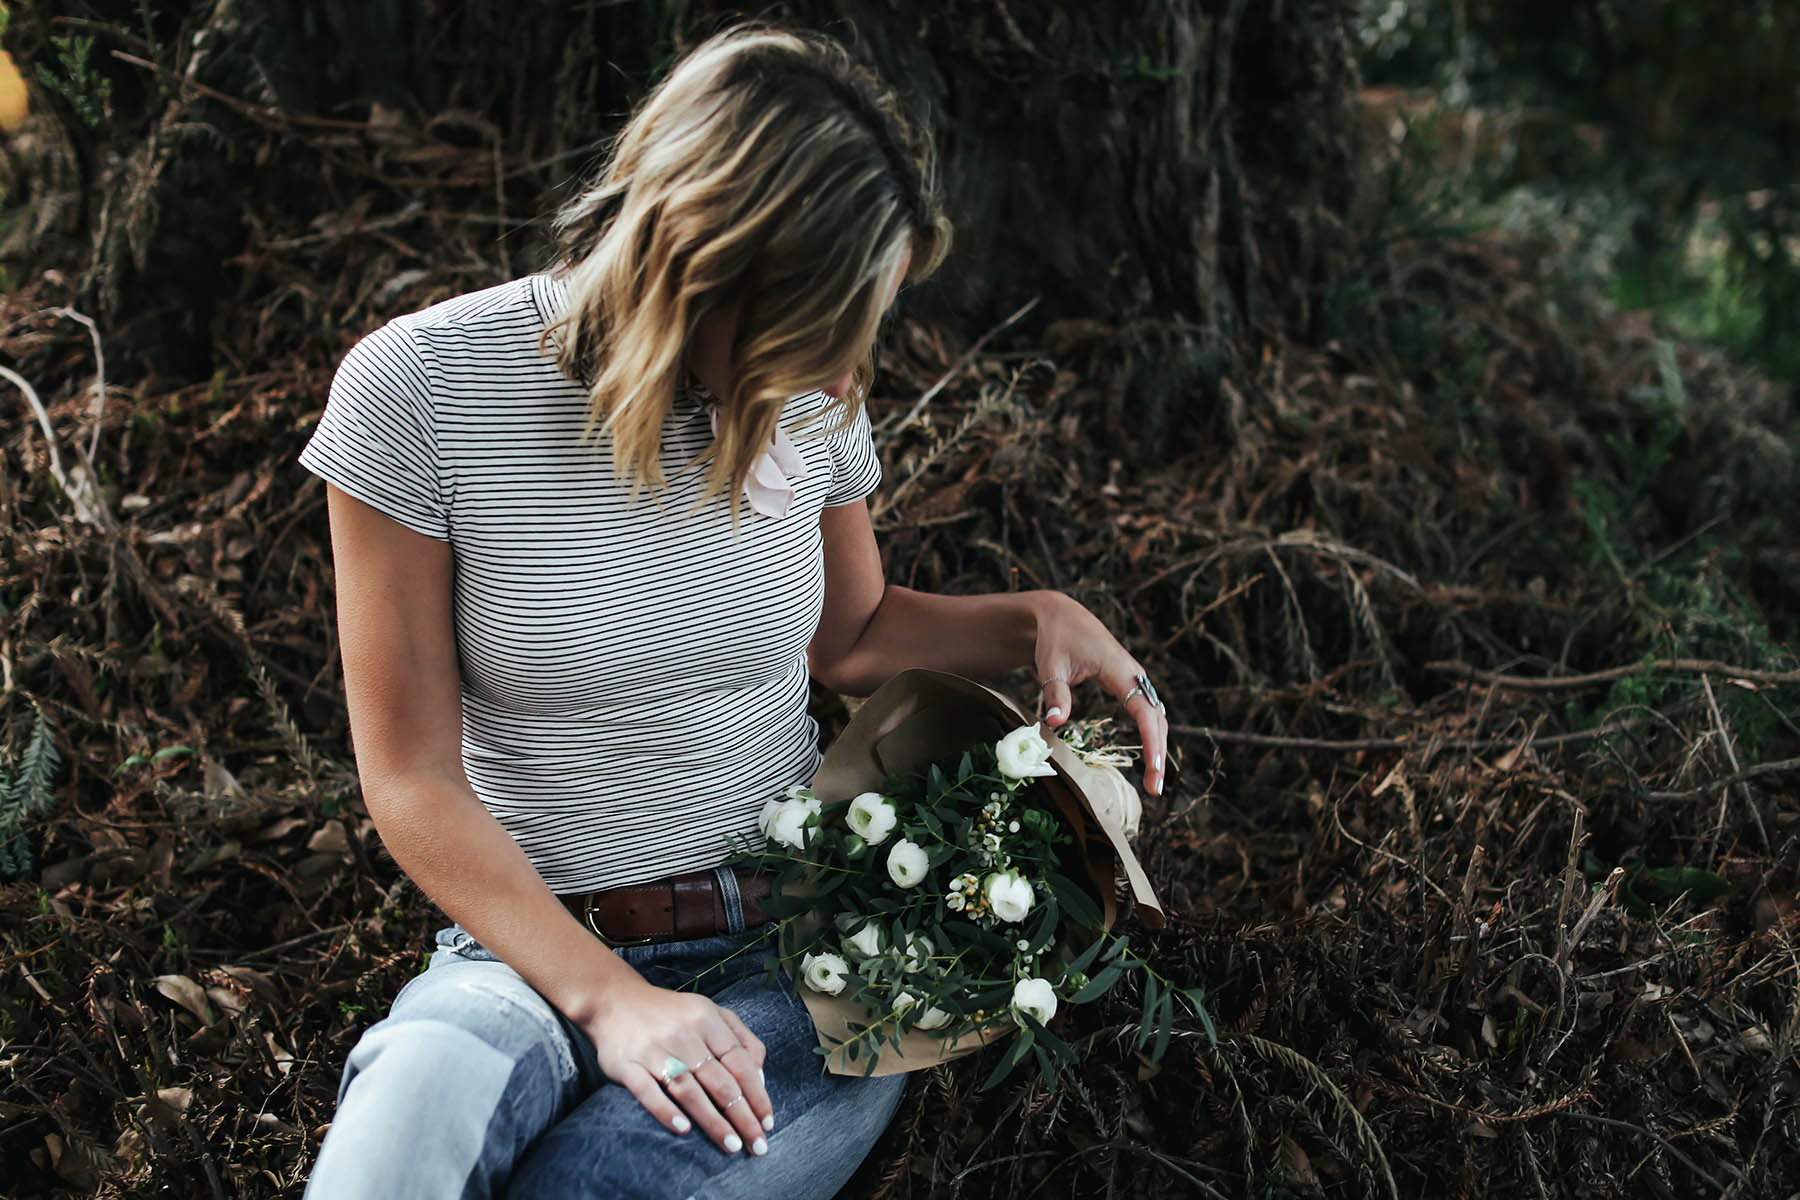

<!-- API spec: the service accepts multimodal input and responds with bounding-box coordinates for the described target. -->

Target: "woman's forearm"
[365,772,641,1025]
[821,585,1062,697]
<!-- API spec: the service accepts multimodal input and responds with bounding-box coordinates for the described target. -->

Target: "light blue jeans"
[303,893,906,1198]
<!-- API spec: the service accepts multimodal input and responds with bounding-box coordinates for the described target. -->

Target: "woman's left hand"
[1030,591,1169,797]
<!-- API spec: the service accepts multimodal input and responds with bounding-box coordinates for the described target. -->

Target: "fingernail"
[725,1133,743,1154]
[762,1113,774,1132]
[752,1137,768,1156]
[1153,752,1163,772]
[1047,707,1064,721]
[673,1114,691,1133]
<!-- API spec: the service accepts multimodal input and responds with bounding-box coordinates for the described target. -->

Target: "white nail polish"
[1153,752,1163,773]
[1047,707,1064,721]
[752,1137,768,1156]
[725,1133,743,1154]
[673,1114,691,1133]
[762,1114,774,1132]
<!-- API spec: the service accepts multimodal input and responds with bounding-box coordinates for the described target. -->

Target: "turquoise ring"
[660,1056,689,1084]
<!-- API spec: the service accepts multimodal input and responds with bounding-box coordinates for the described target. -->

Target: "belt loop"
[712,866,746,935]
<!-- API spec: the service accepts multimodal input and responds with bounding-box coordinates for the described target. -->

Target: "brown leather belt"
[558,867,773,946]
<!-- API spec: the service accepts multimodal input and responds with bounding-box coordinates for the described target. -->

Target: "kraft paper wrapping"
[792,668,1163,1076]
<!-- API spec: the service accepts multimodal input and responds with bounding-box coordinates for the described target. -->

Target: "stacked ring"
[1121,674,1162,711]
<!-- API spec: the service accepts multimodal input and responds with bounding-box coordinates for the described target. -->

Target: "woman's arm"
[325,484,774,1155]
[808,500,1169,795]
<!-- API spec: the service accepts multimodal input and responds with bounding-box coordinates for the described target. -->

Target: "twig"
[110,50,373,132]
[873,297,1039,448]
[1700,673,1766,859]
[1557,866,1623,970]
[51,308,108,467]
[1428,658,1800,689]
[1642,756,1800,801]
[1172,712,1661,753]
[1381,1081,1590,1124]
[1555,1111,1731,1191]
[0,364,113,530]
[1157,572,1263,652]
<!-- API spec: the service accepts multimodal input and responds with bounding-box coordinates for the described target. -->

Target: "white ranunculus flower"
[760,787,823,850]
[902,933,935,972]
[1084,763,1142,839]
[1012,977,1058,1025]
[758,797,786,839]
[845,791,899,845]
[766,801,812,850]
[802,951,849,995]
[886,839,929,888]
[844,921,885,959]
[984,870,1035,923]
[995,724,1057,781]
[914,1003,954,1030]
[890,989,918,1014]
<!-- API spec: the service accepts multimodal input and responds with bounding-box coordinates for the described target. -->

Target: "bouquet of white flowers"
[732,669,1209,1086]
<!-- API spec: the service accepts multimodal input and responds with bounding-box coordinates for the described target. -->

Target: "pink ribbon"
[710,406,811,518]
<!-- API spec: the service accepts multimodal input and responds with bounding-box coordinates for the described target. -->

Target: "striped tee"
[299,274,881,892]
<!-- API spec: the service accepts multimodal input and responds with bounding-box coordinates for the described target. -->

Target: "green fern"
[0,708,63,879]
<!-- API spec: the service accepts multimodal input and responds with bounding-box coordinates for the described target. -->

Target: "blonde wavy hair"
[544,25,952,516]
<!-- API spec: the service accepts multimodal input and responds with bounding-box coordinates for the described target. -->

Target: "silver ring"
[1039,676,1067,690]
[1122,674,1162,711]
[723,1095,745,1111]
[691,1054,715,1071]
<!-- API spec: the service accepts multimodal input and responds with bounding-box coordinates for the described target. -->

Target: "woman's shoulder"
[389,274,554,343]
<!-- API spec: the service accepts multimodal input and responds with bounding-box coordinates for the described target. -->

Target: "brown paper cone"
[787,669,1162,1076]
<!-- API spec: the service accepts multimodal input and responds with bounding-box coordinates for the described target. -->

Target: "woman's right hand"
[584,976,775,1156]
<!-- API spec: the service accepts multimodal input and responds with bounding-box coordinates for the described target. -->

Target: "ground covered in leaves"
[3,75,1799,1200]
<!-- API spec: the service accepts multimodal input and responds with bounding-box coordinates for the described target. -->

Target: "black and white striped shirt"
[300,274,881,892]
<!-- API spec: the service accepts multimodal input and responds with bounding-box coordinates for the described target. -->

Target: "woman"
[299,25,1169,1200]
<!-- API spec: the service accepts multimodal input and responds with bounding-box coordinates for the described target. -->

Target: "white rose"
[1012,977,1058,1025]
[845,791,899,845]
[914,1003,954,1030]
[1085,764,1142,839]
[886,839,929,888]
[801,951,849,995]
[995,724,1057,781]
[844,921,885,959]
[902,933,935,972]
[984,870,1035,923]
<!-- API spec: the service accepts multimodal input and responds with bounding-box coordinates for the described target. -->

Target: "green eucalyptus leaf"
[1137,976,1161,1049]
[1151,989,1174,1062]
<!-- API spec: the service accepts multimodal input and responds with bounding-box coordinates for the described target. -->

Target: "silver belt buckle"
[582,893,656,947]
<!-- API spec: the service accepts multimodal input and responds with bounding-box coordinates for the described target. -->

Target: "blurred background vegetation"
[1357,0,1800,384]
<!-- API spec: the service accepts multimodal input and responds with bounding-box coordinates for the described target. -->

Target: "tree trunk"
[67,0,1362,439]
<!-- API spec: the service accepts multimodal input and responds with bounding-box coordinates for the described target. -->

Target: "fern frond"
[0,707,61,880]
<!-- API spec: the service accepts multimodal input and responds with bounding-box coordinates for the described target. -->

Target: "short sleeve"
[822,401,882,507]
[299,320,450,540]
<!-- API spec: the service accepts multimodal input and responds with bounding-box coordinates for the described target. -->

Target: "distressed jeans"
[303,877,906,1199]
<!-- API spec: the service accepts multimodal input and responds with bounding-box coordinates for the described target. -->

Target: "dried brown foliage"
[2,7,1797,1198]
